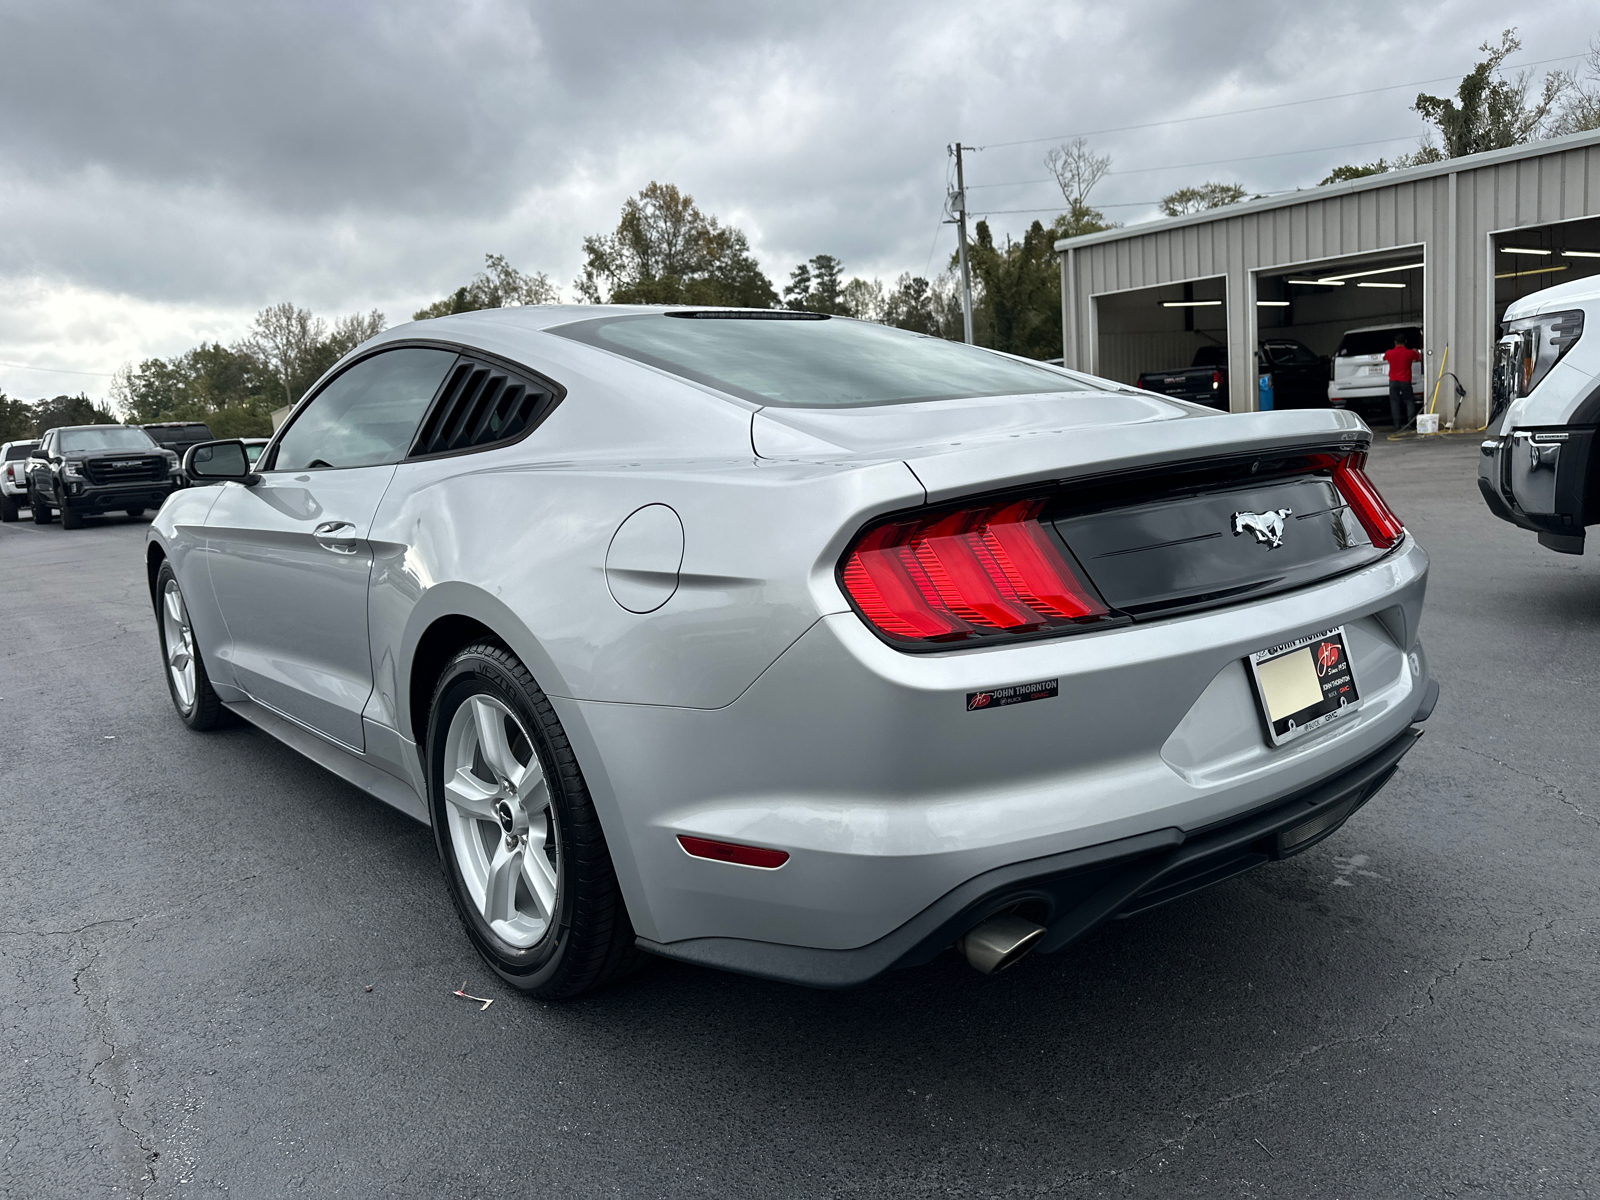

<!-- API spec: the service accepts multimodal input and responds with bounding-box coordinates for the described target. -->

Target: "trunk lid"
[765,393,1389,634]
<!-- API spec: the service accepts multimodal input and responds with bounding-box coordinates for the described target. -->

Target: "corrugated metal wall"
[1059,131,1600,426]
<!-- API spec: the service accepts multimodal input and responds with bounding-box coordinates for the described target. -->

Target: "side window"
[269,348,458,472]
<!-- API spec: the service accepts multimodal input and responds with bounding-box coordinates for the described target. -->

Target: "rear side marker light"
[841,498,1113,646]
[677,835,789,869]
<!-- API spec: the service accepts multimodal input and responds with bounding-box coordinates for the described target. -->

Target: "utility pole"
[949,143,975,345]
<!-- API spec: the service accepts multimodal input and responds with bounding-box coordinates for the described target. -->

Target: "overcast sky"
[1,0,1594,399]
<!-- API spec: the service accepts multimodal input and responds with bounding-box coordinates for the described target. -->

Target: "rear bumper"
[639,721,1429,988]
[559,535,1432,958]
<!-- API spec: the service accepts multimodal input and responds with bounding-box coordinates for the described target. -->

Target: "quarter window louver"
[408,358,559,458]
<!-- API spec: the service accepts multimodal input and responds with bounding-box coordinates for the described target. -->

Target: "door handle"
[313,520,360,554]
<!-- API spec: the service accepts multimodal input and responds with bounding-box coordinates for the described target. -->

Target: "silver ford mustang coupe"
[147,307,1436,998]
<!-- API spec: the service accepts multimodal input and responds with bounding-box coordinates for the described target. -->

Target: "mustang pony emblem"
[1231,508,1292,549]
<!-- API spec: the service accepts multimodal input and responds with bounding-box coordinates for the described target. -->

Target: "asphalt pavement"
[3,432,1598,1198]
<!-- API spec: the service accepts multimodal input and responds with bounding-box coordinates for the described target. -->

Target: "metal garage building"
[1055,127,1600,427]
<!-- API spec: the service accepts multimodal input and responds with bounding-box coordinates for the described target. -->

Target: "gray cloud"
[0,0,1593,391]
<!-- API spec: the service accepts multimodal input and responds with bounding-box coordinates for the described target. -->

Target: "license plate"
[1247,627,1360,746]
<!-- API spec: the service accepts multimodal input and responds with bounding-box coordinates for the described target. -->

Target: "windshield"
[58,427,158,453]
[551,312,1106,407]
[1338,328,1421,357]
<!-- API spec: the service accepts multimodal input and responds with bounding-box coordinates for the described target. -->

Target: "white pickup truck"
[1478,273,1598,553]
[1,439,39,522]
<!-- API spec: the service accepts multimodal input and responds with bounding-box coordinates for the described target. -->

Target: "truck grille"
[83,456,167,485]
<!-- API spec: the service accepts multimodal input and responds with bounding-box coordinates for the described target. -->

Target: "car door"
[203,346,458,750]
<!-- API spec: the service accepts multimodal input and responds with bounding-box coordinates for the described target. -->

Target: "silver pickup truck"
[1,439,39,522]
[1479,275,1598,554]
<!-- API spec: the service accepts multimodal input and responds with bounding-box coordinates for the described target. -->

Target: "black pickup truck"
[26,424,179,529]
[1137,339,1330,411]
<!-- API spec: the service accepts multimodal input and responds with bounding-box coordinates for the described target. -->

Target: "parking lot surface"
[3,433,1598,1198]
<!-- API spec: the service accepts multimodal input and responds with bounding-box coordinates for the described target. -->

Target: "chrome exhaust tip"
[955,914,1047,975]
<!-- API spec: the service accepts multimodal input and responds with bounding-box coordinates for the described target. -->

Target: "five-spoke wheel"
[442,694,562,948]
[427,642,642,998]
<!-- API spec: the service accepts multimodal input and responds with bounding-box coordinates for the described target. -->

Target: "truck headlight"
[1499,308,1584,399]
[62,460,87,479]
[164,451,180,473]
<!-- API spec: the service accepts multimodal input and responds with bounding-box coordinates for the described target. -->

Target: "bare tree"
[1045,138,1112,208]
[1549,36,1600,136]
[248,303,326,407]
[1044,139,1117,237]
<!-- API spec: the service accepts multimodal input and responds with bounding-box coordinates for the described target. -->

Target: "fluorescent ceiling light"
[1161,300,1222,307]
[1562,249,1600,258]
[1318,262,1422,283]
[1495,265,1568,279]
[1287,278,1343,285]
[1256,300,1290,306]
[1501,247,1551,255]
[1357,281,1406,288]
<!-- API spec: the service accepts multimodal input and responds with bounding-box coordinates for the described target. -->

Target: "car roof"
[1339,323,1422,335]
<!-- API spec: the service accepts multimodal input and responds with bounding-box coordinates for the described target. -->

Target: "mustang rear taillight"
[840,498,1112,646]
[1327,454,1404,549]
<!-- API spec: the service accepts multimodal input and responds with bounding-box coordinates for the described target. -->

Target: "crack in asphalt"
[1459,744,1600,831]
[72,933,159,1198]
[1029,916,1562,1194]
[0,918,141,940]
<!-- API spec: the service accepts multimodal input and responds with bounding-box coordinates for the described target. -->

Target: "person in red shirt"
[1383,335,1423,429]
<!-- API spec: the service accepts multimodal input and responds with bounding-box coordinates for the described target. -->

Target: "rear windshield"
[1337,327,1421,357]
[58,427,158,453]
[4,443,36,461]
[550,312,1102,407]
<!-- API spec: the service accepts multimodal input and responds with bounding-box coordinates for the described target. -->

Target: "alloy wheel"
[161,579,196,712]
[442,694,561,948]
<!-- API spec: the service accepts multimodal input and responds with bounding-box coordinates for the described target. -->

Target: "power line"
[965,133,1425,190]
[975,53,1587,151]
[0,360,117,377]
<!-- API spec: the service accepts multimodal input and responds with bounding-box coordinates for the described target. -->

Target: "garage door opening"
[1094,277,1229,408]
[1493,215,1600,327]
[1256,250,1425,423]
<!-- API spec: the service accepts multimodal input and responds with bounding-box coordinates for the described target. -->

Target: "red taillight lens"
[840,499,1111,645]
[677,836,789,869]
[1211,371,1222,389]
[1329,454,1404,549]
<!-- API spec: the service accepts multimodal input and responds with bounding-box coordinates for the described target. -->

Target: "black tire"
[125,508,146,518]
[154,561,229,731]
[0,493,16,522]
[59,500,83,530]
[427,642,644,1000]
[30,486,51,524]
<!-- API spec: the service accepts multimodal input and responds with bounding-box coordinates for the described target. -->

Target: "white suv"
[1,439,39,522]
[1328,324,1424,420]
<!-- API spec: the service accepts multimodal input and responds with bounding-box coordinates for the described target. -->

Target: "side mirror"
[184,440,259,485]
